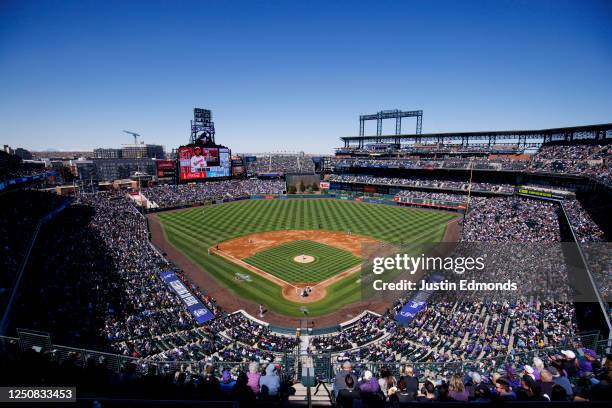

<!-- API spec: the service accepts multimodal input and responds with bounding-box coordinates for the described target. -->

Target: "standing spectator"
[377,367,396,399]
[559,350,578,378]
[259,364,280,397]
[246,362,261,394]
[399,366,418,400]
[199,365,221,400]
[532,357,545,380]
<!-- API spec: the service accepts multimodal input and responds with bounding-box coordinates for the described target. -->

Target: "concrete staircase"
[289,383,332,406]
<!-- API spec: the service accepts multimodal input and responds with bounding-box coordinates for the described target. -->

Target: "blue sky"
[1,0,611,154]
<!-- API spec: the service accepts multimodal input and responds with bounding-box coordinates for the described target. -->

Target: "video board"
[178,146,231,180]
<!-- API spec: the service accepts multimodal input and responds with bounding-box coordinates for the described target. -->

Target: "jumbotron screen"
[178,146,231,180]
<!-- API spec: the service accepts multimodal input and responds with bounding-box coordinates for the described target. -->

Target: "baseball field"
[155,198,456,317]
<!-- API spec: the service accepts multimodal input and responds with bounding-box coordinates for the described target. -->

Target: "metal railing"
[1,329,601,383]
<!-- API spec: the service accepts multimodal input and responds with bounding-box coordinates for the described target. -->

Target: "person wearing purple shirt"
[358,370,381,394]
[449,374,469,401]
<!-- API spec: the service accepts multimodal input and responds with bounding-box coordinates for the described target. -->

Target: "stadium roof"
[340,123,612,148]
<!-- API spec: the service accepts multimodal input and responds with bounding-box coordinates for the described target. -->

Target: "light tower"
[190,108,215,145]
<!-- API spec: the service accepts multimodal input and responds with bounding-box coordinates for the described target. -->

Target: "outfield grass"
[244,240,360,283]
[157,198,455,317]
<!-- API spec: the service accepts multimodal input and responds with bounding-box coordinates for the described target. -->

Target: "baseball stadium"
[2,2,612,407]
[2,107,611,407]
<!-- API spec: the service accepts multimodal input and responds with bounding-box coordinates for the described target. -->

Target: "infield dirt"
[212,230,378,303]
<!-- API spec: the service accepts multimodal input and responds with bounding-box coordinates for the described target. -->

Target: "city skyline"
[1,0,612,154]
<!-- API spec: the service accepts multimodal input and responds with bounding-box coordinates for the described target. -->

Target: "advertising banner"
[395,300,427,324]
[159,271,214,324]
[394,274,443,324]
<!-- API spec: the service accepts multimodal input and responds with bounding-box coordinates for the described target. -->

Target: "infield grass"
[156,198,455,317]
[244,240,360,283]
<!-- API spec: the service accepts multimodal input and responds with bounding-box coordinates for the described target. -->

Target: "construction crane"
[123,130,141,144]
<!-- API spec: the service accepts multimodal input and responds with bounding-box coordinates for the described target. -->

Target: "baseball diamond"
[155,198,455,317]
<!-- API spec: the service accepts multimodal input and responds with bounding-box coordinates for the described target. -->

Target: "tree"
[288,185,297,194]
[299,180,306,193]
[311,182,320,192]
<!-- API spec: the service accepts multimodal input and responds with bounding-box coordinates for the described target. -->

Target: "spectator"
[549,366,573,397]
[539,369,554,399]
[230,371,256,407]
[259,363,281,397]
[399,366,418,399]
[391,377,415,403]
[358,370,380,394]
[219,369,235,397]
[247,362,261,394]
[449,374,469,401]
[334,361,358,396]
[377,367,396,399]
[336,374,360,408]
[494,377,516,401]
[417,381,436,401]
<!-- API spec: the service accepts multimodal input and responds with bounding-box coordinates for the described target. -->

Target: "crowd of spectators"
[141,179,286,208]
[0,150,47,183]
[245,154,315,174]
[332,157,531,172]
[532,144,609,161]
[462,196,561,242]
[329,174,514,193]
[213,313,299,353]
[0,345,294,405]
[311,313,390,353]
[331,351,611,405]
[395,190,467,204]
[332,141,611,186]
[7,191,299,366]
[0,190,63,309]
[1,163,609,404]
[563,199,607,243]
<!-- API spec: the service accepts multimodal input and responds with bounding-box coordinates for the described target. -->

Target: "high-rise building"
[121,144,164,159]
[14,147,32,160]
[94,158,156,181]
[73,157,156,182]
[93,148,122,159]
[72,159,97,181]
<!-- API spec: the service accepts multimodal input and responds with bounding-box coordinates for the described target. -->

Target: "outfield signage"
[159,271,214,324]
[516,188,570,200]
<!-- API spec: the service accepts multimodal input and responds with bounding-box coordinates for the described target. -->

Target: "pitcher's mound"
[293,255,315,264]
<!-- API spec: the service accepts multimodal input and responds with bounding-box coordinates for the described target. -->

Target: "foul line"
[210,247,299,290]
